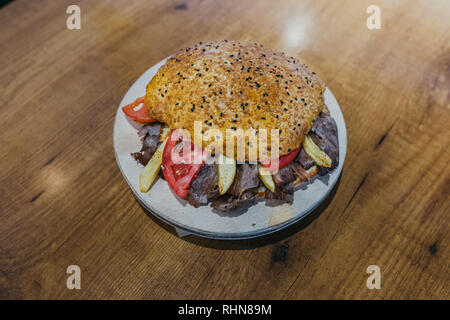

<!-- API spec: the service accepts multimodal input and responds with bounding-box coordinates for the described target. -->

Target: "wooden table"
[0,0,449,300]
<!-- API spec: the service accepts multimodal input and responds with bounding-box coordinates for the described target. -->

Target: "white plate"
[113,58,347,239]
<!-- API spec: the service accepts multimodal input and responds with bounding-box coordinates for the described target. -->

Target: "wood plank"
[0,0,448,299]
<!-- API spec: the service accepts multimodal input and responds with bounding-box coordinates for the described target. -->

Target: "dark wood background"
[0,0,449,299]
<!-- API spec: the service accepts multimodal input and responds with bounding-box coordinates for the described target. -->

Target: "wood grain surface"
[0,0,449,300]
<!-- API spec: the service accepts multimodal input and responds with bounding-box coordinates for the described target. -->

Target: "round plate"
[113,58,347,240]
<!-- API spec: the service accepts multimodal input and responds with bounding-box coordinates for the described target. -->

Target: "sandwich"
[122,40,339,211]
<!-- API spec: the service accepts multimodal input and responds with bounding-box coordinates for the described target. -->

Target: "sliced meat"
[185,164,220,207]
[211,190,258,212]
[264,188,294,203]
[131,122,163,166]
[228,163,259,197]
[272,163,299,187]
[210,163,260,212]
[310,113,339,174]
[269,160,318,202]
[296,149,314,169]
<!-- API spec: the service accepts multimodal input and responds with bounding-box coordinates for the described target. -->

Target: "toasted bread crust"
[145,40,326,161]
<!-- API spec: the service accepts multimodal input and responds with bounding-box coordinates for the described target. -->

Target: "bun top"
[145,40,326,161]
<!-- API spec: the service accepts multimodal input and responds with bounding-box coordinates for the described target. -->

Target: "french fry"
[160,126,171,142]
[303,135,332,167]
[258,164,275,192]
[139,136,169,192]
[218,154,236,195]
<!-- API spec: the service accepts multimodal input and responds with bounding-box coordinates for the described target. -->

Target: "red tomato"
[162,130,207,199]
[122,97,155,123]
[262,147,301,172]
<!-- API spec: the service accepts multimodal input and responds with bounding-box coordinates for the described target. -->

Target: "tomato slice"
[162,130,207,199]
[122,96,155,123]
[262,147,301,172]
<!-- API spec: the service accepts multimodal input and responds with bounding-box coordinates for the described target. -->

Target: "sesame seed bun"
[145,40,326,161]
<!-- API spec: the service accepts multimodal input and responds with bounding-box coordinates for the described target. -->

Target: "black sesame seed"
[257,105,261,110]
